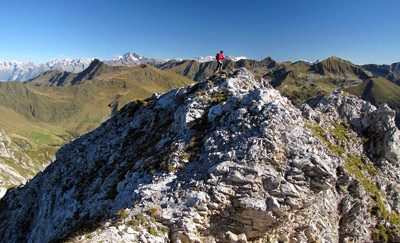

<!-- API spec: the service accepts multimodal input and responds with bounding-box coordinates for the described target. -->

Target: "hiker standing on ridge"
[215,50,226,72]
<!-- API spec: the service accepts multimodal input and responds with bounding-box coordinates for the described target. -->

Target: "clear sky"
[0,0,399,64]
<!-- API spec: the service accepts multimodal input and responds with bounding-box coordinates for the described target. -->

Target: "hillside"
[391,62,400,76]
[0,61,193,195]
[345,77,400,127]
[0,68,399,242]
[24,59,120,87]
[158,57,282,81]
[259,57,373,106]
[159,56,380,107]
[311,56,372,78]
[362,64,400,85]
[26,59,191,89]
[158,59,222,81]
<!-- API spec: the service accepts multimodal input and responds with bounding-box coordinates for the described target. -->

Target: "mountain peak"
[107,52,163,66]
[326,55,340,60]
[112,52,143,61]
[260,56,279,65]
[125,52,143,59]
[24,59,109,87]
[314,56,373,78]
[87,58,104,68]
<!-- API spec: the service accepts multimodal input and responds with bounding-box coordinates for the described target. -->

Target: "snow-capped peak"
[300,59,321,65]
[0,58,94,82]
[113,55,124,61]
[226,56,247,62]
[44,58,95,66]
[192,56,215,62]
[191,55,248,63]
[107,52,164,66]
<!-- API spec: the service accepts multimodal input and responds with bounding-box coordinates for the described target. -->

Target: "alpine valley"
[0,53,400,242]
[0,60,193,196]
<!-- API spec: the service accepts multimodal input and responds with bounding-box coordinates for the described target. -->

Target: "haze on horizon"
[0,0,399,65]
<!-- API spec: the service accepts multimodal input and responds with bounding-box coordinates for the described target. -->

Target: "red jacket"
[217,53,226,61]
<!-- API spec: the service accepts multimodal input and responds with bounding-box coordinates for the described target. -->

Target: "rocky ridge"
[0,68,399,242]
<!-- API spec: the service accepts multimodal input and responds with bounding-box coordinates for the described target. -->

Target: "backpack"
[216,53,219,60]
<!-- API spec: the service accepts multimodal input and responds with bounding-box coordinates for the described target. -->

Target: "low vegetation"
[307,119,400,241]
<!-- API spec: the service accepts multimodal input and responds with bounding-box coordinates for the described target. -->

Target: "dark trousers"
[216,60,223,72]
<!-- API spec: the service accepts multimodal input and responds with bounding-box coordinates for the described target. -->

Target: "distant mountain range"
[3,51,400,83]
[0,52,248,82]
[0,59,94,82]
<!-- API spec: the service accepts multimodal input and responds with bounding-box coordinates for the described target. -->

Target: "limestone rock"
[0,68,399,242]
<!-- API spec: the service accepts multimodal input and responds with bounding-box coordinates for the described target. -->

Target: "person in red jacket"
[215,50,226,72]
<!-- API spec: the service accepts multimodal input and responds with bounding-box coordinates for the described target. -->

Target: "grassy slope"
[345,77,400,106]
[268,58,365,106]
[13,64,193,138]
[0,64,193,190]
[362,64,400,85]
[159,60,219,81]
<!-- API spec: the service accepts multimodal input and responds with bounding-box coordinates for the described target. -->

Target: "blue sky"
[0,0,399,64]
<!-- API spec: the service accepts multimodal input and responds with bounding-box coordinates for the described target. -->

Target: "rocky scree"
[0,68,399,242]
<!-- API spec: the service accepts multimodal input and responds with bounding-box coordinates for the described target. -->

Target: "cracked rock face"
[306,90,400,165]
[0,68,399,242]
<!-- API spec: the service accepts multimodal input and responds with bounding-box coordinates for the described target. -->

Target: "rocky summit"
[0,68,399,242]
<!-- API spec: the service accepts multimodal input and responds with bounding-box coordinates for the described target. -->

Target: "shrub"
[148,226,158,236]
